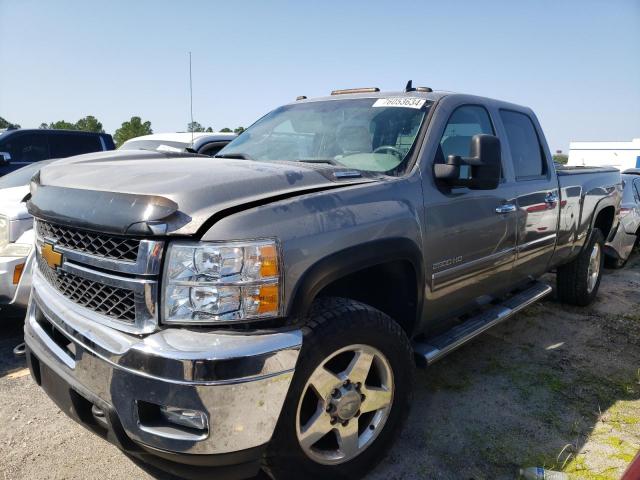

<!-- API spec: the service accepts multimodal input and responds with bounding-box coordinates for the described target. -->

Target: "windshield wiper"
[297,159,345,166]
[215,152,254,160]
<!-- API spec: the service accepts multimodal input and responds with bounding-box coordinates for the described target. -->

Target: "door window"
[500,110,546,179]
[49,133,102,158]
[1,132,49,163]
[436,105,495,180]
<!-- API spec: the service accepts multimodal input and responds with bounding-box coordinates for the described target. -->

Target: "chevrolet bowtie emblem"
[42,242,63,269]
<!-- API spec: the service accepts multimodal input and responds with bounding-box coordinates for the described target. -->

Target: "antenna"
[189,51,194,143]
[405,80,413,92]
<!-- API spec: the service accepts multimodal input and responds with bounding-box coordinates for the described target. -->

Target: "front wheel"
[557,228,605,306]
[264,298,414,480]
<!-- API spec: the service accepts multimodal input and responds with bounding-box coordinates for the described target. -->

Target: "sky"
[1,0,639,152]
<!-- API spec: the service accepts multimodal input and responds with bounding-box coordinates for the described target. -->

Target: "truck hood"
[29,150,373,235]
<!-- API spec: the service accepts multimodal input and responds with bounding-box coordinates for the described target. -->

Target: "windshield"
[217,97,430,174]
[119,139,190,153]
[0,160,54,189]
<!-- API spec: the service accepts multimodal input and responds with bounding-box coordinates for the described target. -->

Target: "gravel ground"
[1,254,639,480]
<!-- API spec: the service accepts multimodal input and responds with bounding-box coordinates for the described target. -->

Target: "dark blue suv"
[0,128,115,176]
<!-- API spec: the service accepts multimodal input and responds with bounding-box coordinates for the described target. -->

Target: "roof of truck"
[291,88,533,113]
[293,89,449,105]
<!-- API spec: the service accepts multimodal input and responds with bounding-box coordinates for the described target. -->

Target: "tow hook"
[13,342,26,357]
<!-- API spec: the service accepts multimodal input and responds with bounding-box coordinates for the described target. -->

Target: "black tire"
[557,228,605,306]
[263,297,414,480]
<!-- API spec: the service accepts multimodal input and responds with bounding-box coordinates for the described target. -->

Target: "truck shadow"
[368,254,640,480]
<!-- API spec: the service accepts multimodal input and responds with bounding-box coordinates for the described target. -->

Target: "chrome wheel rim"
[295,344,394,465]
[587,242,601,293]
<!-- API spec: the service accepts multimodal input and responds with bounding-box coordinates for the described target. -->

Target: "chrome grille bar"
[37,255,136,323]
[35,219,163,276]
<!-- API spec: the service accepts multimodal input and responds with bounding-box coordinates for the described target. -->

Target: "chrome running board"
[414,282,552,365]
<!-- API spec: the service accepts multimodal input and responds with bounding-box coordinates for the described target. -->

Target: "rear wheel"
[557,228,605,306]
[264,298,414,480]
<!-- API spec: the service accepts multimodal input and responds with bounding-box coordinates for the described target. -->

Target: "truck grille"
[37,254,136,323]
[36,220,140,262]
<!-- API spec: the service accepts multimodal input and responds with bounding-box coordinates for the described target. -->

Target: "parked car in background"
[0,160,54,310]
[605,170,640,267]
[0,128,115,176]
[25,88,621,480]
[119,132,236,156]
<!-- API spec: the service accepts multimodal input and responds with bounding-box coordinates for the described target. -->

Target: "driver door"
[422,103,518,326]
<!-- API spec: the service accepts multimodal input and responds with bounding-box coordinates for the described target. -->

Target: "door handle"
[495,204,517,214]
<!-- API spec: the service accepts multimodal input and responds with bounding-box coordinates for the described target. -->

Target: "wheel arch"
[591,202,617,241]
[286,238,424,337]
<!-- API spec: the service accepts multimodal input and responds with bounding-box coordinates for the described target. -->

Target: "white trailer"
[568,138,640,171]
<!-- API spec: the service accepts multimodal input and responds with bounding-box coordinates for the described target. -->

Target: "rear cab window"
[499,110,547,180]
[49,133,103,158]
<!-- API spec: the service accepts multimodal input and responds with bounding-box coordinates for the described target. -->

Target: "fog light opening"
[137,401,209,438]
[159,405,208,431]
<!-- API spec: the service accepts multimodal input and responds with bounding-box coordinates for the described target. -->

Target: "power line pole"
[189,51,194,142]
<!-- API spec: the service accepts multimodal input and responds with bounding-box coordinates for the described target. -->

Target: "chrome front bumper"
[24,270,302,456]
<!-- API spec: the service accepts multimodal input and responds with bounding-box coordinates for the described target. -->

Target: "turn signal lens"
[259,245,278,277]
[13,263,25,285]
[244,284,279,316]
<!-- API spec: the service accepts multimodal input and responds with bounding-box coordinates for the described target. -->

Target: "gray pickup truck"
[24,86,621,480]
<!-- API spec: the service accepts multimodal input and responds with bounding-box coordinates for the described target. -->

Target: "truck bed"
[555,165,620,175]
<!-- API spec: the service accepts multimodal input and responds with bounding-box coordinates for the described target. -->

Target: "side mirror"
[0,152,11,167]
[434,134,502,190]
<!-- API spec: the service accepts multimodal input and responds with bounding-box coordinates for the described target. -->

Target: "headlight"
[163,239,281,324]
[0,215,8,250]
[0,243,32,257]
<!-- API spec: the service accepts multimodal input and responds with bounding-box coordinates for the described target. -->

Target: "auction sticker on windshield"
[372,97,426,109]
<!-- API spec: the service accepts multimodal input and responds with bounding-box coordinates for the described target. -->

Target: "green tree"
[114,116,153,147]
[0,116,21,129]
[39,123,49,129]
[220,127,232,133]
[187,121,204,133]
[553,150,568,165]
[205,126,213,132]
[75,115,104,133]
[47,120,77,130]
[233,126,245,134]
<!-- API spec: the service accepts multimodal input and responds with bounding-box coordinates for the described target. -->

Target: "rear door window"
[499,110,546,179]
[1,132,50,163]
[49,133,102,158]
